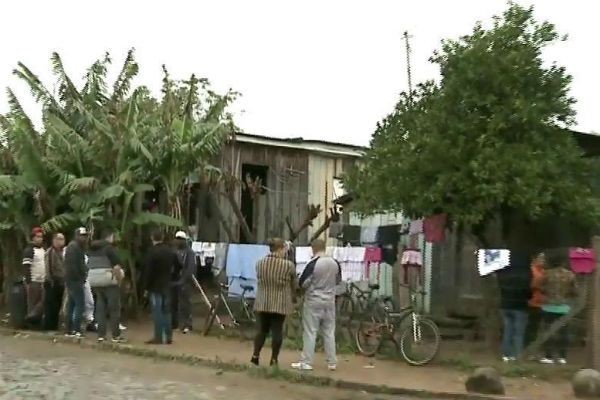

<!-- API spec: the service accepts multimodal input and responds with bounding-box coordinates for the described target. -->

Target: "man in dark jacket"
[497,251,532,362]
[173,230,196,333]
[64,227,89,337]
[22,227,46,327]
[144,229,181,344]
[87,229,125,343]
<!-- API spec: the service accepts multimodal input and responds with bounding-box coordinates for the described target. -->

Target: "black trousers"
[543,311,569,359]
[253,312,286,362]
[525,307,542,346]
[43,281,65,331]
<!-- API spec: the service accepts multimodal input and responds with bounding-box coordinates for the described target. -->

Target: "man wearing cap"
[173,230,196,333]
[22,227,47,327]
[64,227,89,337]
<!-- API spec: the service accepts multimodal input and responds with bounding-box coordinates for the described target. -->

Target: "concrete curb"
[0,327,513,400]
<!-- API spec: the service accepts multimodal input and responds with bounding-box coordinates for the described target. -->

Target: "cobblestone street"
[0,334,419,400]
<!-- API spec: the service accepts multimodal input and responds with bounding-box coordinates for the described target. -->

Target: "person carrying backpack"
[87,229,125,343]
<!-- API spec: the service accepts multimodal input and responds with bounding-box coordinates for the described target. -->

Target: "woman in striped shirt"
[251,238,298,367]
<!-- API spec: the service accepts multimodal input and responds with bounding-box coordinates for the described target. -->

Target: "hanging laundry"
[401,249,422,266]
[381,246,398,266]
[341,225,361,245]
[477,249,510,276]
[226,244,269,297]
[569,248,596,274]
[400,220,410,235]
[295,246,314,276]
[360,226,379,245]
[424,213,447,243]
[364,246,382,277]
[212,243,228,276]
[379,263,394,297]
[408,234,420,249]
[333,246,366,282]
[377,225,401,245]
[409,219,424,235]
[329,222,343,239]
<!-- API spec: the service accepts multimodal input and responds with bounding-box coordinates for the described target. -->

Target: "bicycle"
[337,282,394,323]
[203,277,256,340]
[355,290,440,366]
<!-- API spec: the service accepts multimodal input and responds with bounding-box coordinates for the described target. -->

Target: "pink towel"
[569,248,596,274]
[424,213,447,243]
[364,247,382,263]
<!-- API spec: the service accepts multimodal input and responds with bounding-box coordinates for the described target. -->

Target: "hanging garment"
[295,246,314,276]
[477,249,510,276]
[379,263,394,297]
[377,225,401,245]
[226,244,269,298]
[360,226,379,245]
[569,248,596,274]
[424,214,447,243]
[409,219,424,235]
[333,246,366,282]
[381,246,398,266]
[403,264,423,287]
[401,249,422,266]
[212,243,228,276]
[328,222,343,239]
[341,225,361,245]
[364,247,382,277]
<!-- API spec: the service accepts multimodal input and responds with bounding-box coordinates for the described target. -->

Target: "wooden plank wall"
[197,142,310,244]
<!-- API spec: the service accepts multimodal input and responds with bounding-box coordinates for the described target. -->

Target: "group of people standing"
[498,250,577,364]
[22,226,126,342]
[20,226,198,346]
[250,238,341,370]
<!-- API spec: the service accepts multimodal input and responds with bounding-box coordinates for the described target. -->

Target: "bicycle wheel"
[355,320,384,357]
[399,316,440,366]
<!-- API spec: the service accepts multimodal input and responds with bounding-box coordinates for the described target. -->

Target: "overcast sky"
[0,0,597,146]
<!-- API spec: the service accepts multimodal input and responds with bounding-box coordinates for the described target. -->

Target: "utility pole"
[403,31,414,104]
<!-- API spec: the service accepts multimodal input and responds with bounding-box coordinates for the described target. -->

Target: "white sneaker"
[327,364,337,371]
[540,358,555,365]
[97,337,105,343]
[556,358,567,365]
[291,362,313,371]
[502,356,511,363]
[182,327,190,334]
[119,324,127,331]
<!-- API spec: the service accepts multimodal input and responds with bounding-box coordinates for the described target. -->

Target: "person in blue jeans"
[143,229,181,344]
[497,251,532,362]
[64,227,89,337]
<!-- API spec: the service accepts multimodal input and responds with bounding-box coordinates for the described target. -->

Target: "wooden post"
[587,236,600,369]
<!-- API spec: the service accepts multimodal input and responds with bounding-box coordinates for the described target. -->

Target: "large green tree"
[346,4,598,248]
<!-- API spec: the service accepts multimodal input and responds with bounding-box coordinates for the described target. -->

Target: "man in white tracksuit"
[292,239,341,371]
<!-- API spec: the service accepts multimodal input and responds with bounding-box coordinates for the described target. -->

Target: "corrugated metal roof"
[234,132,364,158]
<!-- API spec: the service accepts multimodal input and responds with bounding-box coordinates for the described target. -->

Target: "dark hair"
[151,229,165,242]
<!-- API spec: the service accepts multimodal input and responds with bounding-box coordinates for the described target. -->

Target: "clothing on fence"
[226,244,269,297]
[477,249,510,276]
[364,247,382,277]
[423,214,447,243]
[295,246,314,276]
[378,225,400,245]
[333,247,365,282]
[409,219,423,235]
[360,226,379,245]
[401,249,422,266]
[569,248,596,274]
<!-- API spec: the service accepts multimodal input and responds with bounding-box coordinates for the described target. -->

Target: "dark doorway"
[240,164,268,243]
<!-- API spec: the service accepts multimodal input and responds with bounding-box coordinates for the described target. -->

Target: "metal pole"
[587,236,600,369]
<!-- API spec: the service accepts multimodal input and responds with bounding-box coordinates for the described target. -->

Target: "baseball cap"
[76,227,88,236]
[174,231,188,240]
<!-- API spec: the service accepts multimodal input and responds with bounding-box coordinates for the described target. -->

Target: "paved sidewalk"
[119,321,575,400]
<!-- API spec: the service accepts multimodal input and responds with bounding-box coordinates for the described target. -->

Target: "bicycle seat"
[241,285,254,292]
[368,284,380,291]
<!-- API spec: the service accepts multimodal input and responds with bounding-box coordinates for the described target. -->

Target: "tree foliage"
[345,4,598,245]
[0,50,236,300]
